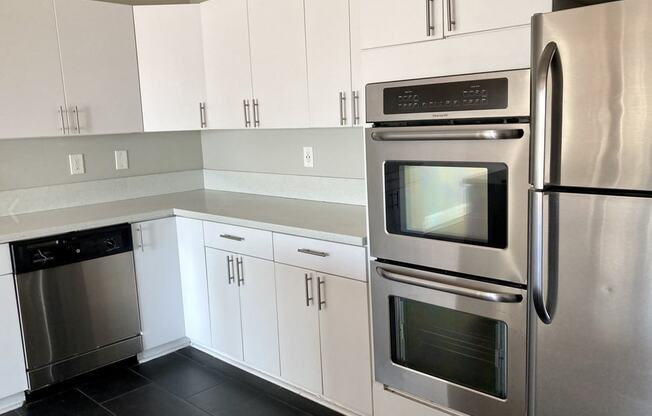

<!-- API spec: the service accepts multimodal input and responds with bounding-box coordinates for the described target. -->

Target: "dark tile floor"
[1,347,343,416]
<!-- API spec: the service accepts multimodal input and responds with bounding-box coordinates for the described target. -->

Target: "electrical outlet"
[115,150,129,170]
[69,154,85,175]
[303,147,314,168]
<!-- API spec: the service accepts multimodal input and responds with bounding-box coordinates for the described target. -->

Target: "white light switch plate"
[69,154,85,175]
[303,147,314,168]
[115,150,129,170]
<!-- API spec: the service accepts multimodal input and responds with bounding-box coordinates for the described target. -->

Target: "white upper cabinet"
[444,0,551,36]
[54,0,143,135]
[361,0,444,49]
[0,0,66,139]
[134,5,206,132]
[201,0,254,130]
[247,0,310,129]
[305,0,353,128]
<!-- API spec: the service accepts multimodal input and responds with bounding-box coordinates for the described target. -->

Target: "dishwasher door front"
[16,251,142,371]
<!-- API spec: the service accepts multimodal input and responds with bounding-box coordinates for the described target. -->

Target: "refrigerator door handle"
[531,42,559,190]
[530,190,559,324]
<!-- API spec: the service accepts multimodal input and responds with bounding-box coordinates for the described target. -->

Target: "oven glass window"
[385,162,508,248]
[390,296,507,399]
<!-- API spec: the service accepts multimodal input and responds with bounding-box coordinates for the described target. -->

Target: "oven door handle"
[370,128,524,141]
[376,266,523,303]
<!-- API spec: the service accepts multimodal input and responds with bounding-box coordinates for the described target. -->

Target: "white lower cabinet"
[0,273,28,399]
[206,247,244,361]
[276,263,323,394]
[238,256,280,376]
[276,263,373,414]
[206,247,280,373]
[319,274,373,415]
[132,218,186,351]
[177,218,211,347]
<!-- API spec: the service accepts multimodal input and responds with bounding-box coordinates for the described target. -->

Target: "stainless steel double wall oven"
[366,70,530,416]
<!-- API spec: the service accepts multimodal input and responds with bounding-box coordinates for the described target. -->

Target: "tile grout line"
[76,388,118,416]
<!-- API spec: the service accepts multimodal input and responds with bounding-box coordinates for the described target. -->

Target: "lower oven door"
[371,260,527,416]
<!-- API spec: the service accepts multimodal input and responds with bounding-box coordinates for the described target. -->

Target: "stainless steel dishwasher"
[11,224,142,391]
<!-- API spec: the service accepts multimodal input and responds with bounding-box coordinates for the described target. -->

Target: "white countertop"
[0,190,368,246]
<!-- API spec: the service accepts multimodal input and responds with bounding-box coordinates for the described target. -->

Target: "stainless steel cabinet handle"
[200,102,207,128]
[426,0,435,36]
[531,42,559,190]
[137,225,144,252]
[253,99,260,127]
[304,273,314,307]
[339,92,347,126]
[317,276,326,310]
[243,99,251,128]
[227,255,235,284]
[73,106,81,134]
[58,106,69,134]
[352,91,360,125]
[220,234,244,242]
[236,257,244,286]
[376,266,523,303]
[371,128,524,141]
[447,0,456,32]
[297,248,329,258]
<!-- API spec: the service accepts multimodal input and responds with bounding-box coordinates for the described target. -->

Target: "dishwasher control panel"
[11,224,133,274]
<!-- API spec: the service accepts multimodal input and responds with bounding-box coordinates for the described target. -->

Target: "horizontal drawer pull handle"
[297,248,329,258]
[219,234,245,242]
[371,128,524,141]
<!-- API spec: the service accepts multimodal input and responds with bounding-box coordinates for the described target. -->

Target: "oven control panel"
[383,77,508,114]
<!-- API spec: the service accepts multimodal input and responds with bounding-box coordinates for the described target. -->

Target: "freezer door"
[531,1,652,192]
[530,191,652,416]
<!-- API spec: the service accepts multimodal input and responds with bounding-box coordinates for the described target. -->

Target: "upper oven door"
[366,124,530,285]
[371,261,527,416]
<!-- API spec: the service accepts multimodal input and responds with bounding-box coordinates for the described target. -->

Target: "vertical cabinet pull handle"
[304,273,314,307]
[426,0,435,36]
[59,106,69,134]
[243,100,251,128]
[137,226,144,252]
[73,106,81,134]
[317,276,326,310]
[200,102,207,128]
[352,91,360,125]
[227,255,235,284]
[447,0,456,32]
[339,92,347,126]
[236,257,244,286]
[253,99,260,127]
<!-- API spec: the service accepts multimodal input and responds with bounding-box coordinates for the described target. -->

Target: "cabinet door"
[0,274,28,398]
[0,0,66,139]
[177,218,211,347]
[275,263,322,394]
[319,274,373,415]
[305,0,352,128]
[206,248,243,361]
[54,0,143,135]
[238,256,280,376]
[134,5,206,132]
[132,218,186,351]
[444,0,551,37]
[201,0,254,130]
[361,0,444,49]
[247,0,310,128]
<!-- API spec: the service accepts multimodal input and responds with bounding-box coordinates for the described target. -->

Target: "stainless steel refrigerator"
[529,1,652,415]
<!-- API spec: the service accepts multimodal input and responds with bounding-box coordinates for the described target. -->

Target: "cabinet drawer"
[273,234,367,281]
[204,222,273,260]
[0,244,12,276]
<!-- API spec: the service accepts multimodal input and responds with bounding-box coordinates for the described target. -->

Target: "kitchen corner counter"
[0,190,368,246]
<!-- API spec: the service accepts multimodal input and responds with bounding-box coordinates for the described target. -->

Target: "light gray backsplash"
[201,128,365,180]
[0,131,202,191]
